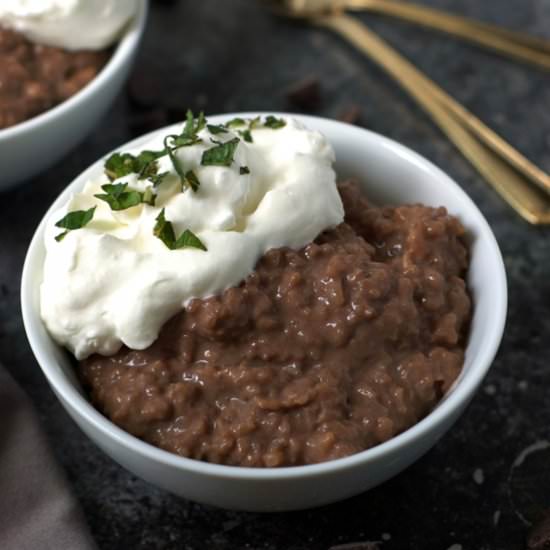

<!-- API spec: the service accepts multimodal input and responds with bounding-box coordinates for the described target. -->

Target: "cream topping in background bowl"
[40,116,344,359]
[0,0,137,50]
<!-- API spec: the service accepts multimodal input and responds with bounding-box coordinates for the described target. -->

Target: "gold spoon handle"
[316,13,550,224]
[344,0,550,69]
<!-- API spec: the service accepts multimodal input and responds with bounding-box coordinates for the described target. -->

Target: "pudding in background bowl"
[21,113,507,511]
[0,0,147,190]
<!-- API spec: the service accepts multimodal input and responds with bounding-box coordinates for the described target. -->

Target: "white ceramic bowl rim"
[21,112,507,481]
[0,0,148,140]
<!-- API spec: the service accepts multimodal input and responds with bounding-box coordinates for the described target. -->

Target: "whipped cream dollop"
[41,116,345,359]
[0,0,136,50]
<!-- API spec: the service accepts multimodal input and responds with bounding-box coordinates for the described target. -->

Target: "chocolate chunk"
[286,75,321,111]
[337,104,362,125]
[527,509,550,549]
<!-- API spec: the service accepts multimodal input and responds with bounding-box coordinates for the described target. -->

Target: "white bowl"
[0,0,148,191]
[21,113,507,512]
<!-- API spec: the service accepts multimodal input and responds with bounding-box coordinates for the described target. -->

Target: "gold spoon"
[277,0,550,70]
[265,1,550,224]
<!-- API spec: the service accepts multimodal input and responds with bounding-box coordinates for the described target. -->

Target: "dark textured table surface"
[1,1,550,549]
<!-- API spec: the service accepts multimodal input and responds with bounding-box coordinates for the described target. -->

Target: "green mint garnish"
[94,183,155,211]
[264,115,286,129]
[182,109,206,140]
[201,137,240,167]
[174,229,207,250]
[104,110,207,185]
[136,150,164,179]
[184,170,201,192]
[104,150,164,182]
[164,135,201,193]
[153,208,176,248]
[153,208,207,251]
[240,166,250,175]
[239,129,253,143]
[104,111,272,199]
[164,135,187,190]
[207,124,228,135]
[168,110,205,147]
[104,153,138,181]
[148,171,169,187]
[142,186,156,206]
[55,206,96,241]
[226,117,246,128]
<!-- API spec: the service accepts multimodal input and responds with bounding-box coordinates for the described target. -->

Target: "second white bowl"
[0,0,148,191]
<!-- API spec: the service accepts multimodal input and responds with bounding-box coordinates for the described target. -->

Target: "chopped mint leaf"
[153,208,177,249]
[142,186,156,206]
[240,166,250,175]
[136,150,163,164]
[164,136,201,193]
[207,124,228,135]
[55,231,69,242]
[54,206,96,241]
[184,170,200,192]
[239,129,253,143]
[55,207,96,230]
[249,116,261,130]
[174,229,207,251]
[180,109,206,143]
[201,137,240,167]
[104,153,138,181]
[148,171,169,187]
[138,161,158,180]
[95,183,154,210]
[183,109,195,137]
[96,183,142,210]
[153,208,207,251]
[196,111,206,133]
[136,150,164,179]
[264,115,286,129]
[164,135,187,189]
[226,117,246,128]
[172,134,201,147]
[104,150,164,181]
[103,110,210,188]
[100,183,127,194]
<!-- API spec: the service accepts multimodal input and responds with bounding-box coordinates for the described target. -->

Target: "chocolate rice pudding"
[0,27,109,129]
[79,180,471,467]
